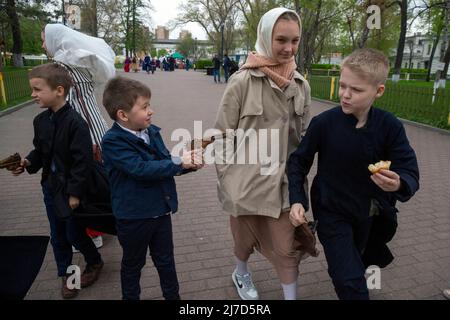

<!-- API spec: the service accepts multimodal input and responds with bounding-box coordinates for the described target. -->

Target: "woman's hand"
[289,203,307,227]
[370,169,401,192]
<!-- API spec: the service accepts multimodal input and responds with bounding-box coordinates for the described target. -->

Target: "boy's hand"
[69,196,80,210]
[11,158,30,176]
[289,203,307,227]
[370,169,401,192]
[181,149,204,169]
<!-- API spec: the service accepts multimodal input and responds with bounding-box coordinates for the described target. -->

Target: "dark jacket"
[288,106,420,266]
[212,56,221,70]
[223,56,230,68]
[101,123,191,220]
[26,103,93,199]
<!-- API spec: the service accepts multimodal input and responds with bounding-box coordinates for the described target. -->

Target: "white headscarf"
[44,24,116,85]
[254,7,302,58]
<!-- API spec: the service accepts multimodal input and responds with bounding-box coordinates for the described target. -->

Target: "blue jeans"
[116,215,179,300]
[224,66,230,83]
[213,68,220,82]
[42,183,102,277]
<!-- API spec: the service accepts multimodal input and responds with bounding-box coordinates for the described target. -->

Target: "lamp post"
[62,1,66,25]
[194,37,197,61]
[220,23,224,64]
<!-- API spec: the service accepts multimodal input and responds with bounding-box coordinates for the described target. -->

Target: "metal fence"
[308,75,450,129]
[0,69,31,109]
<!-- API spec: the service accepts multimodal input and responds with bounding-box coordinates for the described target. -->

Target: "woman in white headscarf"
[214,8,316,300]
[41,23,115,161]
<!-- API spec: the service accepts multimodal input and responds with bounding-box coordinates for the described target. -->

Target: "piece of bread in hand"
[368,160,391,174]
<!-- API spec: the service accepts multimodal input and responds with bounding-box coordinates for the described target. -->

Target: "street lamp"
[62,1,66,25]
[220,23,224,64]
[194,37,197,61]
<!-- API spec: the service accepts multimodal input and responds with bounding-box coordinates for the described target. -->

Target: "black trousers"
[316,210,373,300]
[116,215,179,300]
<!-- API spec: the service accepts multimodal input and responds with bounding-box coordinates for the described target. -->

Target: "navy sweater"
[287,106,419,220]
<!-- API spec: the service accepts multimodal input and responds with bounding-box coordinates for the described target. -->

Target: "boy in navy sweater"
[101,76,203,300]
[287,48,419,299]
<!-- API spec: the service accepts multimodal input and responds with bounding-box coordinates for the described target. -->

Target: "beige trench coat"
[214,68,311,218]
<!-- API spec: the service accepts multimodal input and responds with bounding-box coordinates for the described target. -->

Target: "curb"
[311,97,450,136]
[0,99,34,118]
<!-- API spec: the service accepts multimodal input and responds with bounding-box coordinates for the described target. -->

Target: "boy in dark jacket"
[101,76,203,300]
[12,63,104,299]
[287,48,419,300]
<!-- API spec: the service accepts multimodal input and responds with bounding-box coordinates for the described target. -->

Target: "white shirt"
[117,122,150,145]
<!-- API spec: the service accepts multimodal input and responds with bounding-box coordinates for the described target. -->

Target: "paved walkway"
[0,69,449,300]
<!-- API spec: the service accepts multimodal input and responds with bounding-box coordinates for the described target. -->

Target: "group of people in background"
[123,54,194,74]
[123,51,241,84]
[212,53,239,83]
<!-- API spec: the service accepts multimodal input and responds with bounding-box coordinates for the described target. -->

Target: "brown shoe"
[80,260,104,288]
[61,276,79,299]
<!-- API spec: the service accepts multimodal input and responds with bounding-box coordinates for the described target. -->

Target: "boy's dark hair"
[28,63,73,97]
[103,76,151,121]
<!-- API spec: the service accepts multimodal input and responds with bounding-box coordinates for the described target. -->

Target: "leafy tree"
[174,0,240,57]
[176,32,194,57]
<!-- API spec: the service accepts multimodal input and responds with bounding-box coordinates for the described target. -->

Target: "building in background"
[392,33,450,76]
[155,26,170,40]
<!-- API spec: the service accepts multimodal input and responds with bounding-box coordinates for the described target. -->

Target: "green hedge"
[311,64,340,70]
[195,59,213,69]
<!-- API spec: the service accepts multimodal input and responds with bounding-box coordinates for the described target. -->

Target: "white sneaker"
[232,269,259,300]
[92,236,103,249]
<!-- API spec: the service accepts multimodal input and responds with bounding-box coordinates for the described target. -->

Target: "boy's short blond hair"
[341,48,390,85]
[103,76,151,121]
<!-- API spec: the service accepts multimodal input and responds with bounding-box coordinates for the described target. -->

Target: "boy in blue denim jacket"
[101,76,203,300]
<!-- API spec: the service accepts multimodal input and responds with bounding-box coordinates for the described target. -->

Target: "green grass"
[386,79,449,89]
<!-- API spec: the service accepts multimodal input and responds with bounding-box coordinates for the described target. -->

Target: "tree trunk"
[358,26,370,48]
[294,0,306,74]
[408,41,414,70]
[6,0,23,67]
[426,26,443,82]
[347,15,357,50]
[92,0,98,37]
[441,42,450,80]
[440,0,450,81]
[393,0,408,82]
[303,0,323,74]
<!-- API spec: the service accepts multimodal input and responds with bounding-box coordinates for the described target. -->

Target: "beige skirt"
[230,211,304,284]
